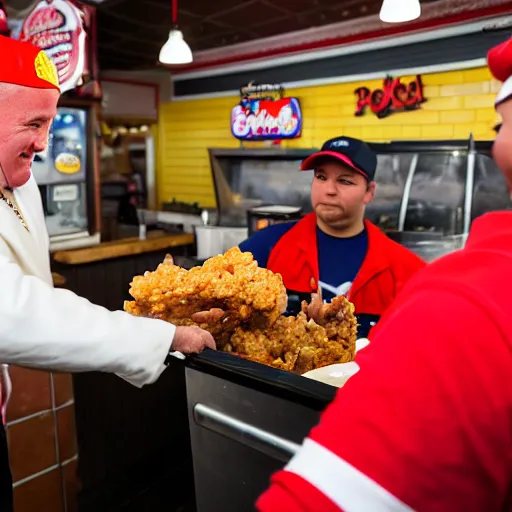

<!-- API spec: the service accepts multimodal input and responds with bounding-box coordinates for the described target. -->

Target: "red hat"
[488,37,512,106]
[0,35,60,91]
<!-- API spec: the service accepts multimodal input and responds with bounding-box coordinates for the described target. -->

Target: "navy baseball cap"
[300,136,377,181]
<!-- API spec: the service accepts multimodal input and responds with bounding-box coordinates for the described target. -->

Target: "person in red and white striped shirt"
[257,37,512,512]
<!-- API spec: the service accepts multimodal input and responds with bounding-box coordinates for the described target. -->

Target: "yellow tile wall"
[158,66,497,207]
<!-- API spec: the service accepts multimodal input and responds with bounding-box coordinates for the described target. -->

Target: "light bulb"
[379,0,421,23]
[159,29,193,65]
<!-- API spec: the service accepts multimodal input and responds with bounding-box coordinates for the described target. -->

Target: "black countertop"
[173,255,206,269]
[186,349,337,411]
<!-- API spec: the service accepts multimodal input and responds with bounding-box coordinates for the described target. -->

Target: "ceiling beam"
[200,0,260,22]
[242,0,370,31]
[97,25,166,48]
[97,40,161,58]
[259,0,295,16]
[99,5,171,30]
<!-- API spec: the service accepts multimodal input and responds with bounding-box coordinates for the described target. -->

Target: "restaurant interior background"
[2,0,512,511]
[160,66,499,207]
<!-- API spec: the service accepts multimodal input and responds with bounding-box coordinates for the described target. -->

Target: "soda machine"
[32,106,98,246]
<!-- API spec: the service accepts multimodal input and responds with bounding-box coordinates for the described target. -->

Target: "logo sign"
[354,75,426,119]
[20,0,86,93]
[231,83,302,141]
[231,98,302,141]
[329,140,349,148]
[34,50,59,88]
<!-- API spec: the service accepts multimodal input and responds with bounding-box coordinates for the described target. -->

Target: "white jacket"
[0,174,175,388]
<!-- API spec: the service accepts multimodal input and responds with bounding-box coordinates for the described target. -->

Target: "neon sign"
[354,75,426,119]
[231,98,302,141]
[231,82,302,141]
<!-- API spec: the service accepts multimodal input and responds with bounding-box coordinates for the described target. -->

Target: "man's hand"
[171,325,216,354]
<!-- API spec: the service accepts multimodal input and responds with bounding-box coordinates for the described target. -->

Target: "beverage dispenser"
[32,107,91,240]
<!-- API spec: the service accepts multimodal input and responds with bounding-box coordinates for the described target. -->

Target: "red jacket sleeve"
[368,250,426,340]
[393,247,427,298]
[257,289,512,512]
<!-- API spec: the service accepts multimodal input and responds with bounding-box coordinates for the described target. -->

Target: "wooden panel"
[52,272,67,287]
[52,234,194,265]
[51,245,195,510]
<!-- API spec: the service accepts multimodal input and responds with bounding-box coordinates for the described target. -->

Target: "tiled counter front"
[6,367,79,512]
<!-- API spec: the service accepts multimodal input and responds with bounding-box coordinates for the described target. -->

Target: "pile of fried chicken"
[124,247,357,375]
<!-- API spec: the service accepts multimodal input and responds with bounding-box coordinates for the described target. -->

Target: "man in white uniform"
[0,35,215,510]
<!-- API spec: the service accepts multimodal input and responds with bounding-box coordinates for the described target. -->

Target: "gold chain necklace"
[0,190,29,231]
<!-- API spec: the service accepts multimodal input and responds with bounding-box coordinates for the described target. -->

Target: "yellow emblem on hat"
[34,50,59,89]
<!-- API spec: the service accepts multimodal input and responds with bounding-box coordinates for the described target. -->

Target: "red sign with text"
[354,75,426,119]
[20,0,86,93]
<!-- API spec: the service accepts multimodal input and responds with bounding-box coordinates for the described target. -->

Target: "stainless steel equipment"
[247,205,302,236]
[364,138,512,261]
[386,231,467,262]
[194,225,249,259]
[185,350,335,512]
[208,148,313,228]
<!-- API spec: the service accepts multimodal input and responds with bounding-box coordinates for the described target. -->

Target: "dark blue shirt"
[316,227,368,301]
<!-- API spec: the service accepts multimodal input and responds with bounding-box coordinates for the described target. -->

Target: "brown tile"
[13,467,64,512]
[52,373,74,408]
[7,412,57,482]
[56,405,77,462]
[62,459,80,512]
[7,367,52,422]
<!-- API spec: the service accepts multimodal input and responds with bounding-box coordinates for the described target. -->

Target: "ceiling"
[90,0,442,71]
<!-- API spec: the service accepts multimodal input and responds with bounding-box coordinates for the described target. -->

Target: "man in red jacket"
[240,136,425,338]
[256,38,512,512]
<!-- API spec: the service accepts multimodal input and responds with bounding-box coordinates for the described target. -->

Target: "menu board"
[32,107,87,186]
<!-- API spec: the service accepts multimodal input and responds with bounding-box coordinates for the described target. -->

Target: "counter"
[50,233,196,510]
[53,232,194,264]
[51,272,67,287]
[185,350,336,512]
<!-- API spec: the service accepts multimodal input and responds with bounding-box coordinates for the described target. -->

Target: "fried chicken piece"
[227,295,357,374]
[124,247,357,375]
[191,308,227,323]
[124,247,288,333]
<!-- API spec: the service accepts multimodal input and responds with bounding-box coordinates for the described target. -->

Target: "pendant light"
[379,0,421,23]
[159,0,193,64]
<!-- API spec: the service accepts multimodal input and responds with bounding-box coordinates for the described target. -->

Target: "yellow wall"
[157,66,499,208]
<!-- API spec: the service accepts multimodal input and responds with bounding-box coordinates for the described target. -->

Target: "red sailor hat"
[0,35,60,92]
[488,37,512,106]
